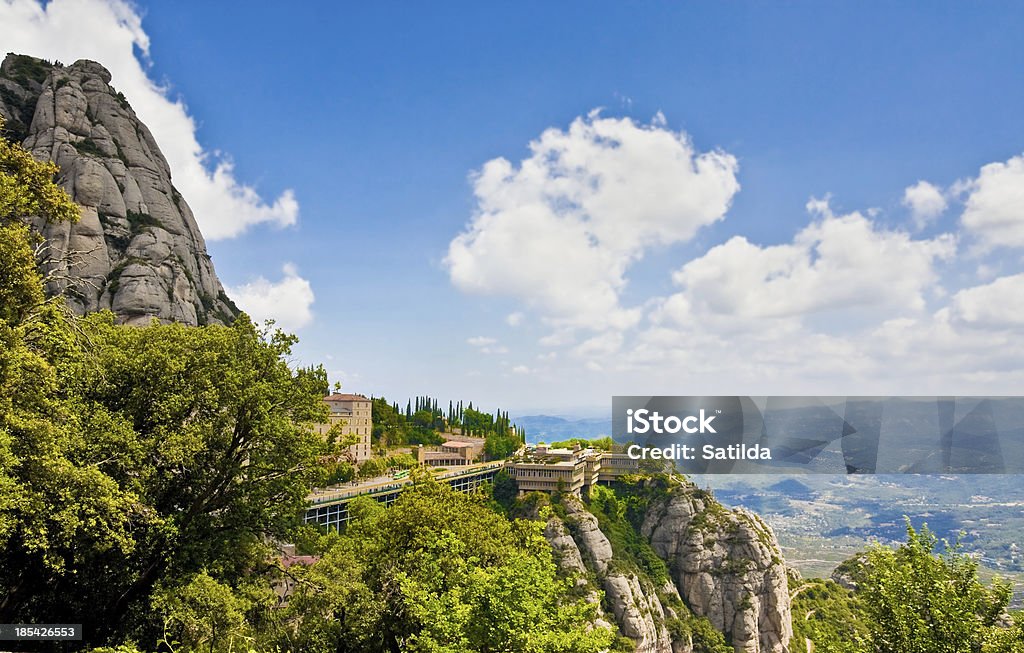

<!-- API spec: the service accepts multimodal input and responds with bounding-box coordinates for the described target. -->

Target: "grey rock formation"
[0,54,238,326]
[558,495,679,653]
[536,478,793,653]
[544,512,589,576]
[543,513,613,632]
[641,480,793,653]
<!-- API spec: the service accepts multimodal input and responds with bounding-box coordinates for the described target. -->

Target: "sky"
[2,0,1024,415]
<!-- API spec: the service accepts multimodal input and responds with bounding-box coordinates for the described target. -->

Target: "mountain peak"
[0,52,239,326]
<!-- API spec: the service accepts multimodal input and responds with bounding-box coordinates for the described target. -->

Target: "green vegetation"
[371,394,525,456]
[491,469,518,513]
[73,137,107,158]
[484,426,520,459]
[586,485,671,585]
[356,452,417,479]
[0,305,333,647]
[126,209,164,232]
[283,474,614,652]
[0,89,32,144]
[795,521,1024,653]
[549,436,617,451]
[791,579,870,653]
[862,522,1020,653]
[7,53,52,86]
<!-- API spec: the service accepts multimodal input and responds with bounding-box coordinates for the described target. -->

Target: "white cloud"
[0,0,298,239]
[902,180,947,229]
[667,199,956,321]
[511,365,530,374]
[505,311,524,327]
[445,110,739,331]
[612,263,1024,396]
[572,331,624,359]
[975,263,998,281]
[948,273,1024,329]
[538,329,576,347]
[443,119,1024,397]
[607,199,1024,394]
[467,336,507,354]
[959,155,1024,250]
[225,263,314,331]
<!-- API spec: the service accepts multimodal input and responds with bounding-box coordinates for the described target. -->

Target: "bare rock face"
[534,478,793,653]
[0,54,238,326]
[543,513,611,630]
[558,495,679,653]
[641,481,793,653]
[544,514,589,576]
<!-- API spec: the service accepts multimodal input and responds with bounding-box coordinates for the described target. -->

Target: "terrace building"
[505,444,595,496]
[504,444,641,497]
[415,439,485,467]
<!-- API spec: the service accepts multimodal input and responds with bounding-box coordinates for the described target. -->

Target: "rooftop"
[324,393,369,402]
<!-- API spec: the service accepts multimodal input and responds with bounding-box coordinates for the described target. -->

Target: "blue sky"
[4,1,1024,414]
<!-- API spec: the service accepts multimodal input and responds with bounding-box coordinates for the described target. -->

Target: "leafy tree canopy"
[795,520,1024,653]
[860,521,1015,653]
[0,126,332,646]
[284,475,614,653]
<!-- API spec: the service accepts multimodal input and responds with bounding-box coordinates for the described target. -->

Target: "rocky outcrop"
[641,481,793,653]
[543,514,616,633]
[557,495,679,653]
[0,54,238,326]
[534,477,793,653]
[545,514,589,576]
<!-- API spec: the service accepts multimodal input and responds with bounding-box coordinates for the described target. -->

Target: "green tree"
[372,396,409,446]
[151,571,270,653]
[385,452,418,469]
[408,408,443,444]
[484,428,520,460]
[325,460,356,484]
[358,456,387,479]
[0,133,333,647]
[861,521,1013,653]
[285,477,613,653]
[462,406,493,436]
[0,117,136,639]
[491,469,518,512]
[983,612,1024,653]
[60,315,330,636]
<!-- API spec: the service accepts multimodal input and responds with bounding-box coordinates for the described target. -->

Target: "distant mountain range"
[512,415,611,443]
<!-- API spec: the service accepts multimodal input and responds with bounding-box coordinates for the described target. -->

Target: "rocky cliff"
[0,54,238,326]
[641,482,792,653]
[536,475,792,653]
